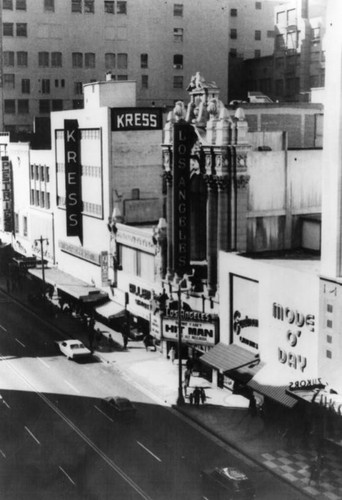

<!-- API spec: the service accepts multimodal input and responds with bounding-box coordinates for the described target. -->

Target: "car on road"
[57,339,92,360]
[102,396,136,420]
[201,466,255,499]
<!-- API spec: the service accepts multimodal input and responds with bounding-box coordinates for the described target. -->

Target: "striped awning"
[248,365,297,408]
[95,300,125,320]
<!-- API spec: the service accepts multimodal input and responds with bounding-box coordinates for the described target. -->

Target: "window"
[327,319,333,328]
[16,23,27,36]
[104,1,114,13]
[23,216,28,236]
[173,75,183,88]
[230,8,237,16]
[276,34,285,50]
[22,79,30,93]
[287,30,298,50]
[327,304,333,313]
[173,28,183,42]
[312,27,320,40]
[267,30,275,38]
[3,23,14,36]
[117,1,126,14]
[45,166,50,182]
[73,99,84,109]
[173,4,183,16]
[3,0,13,9]
[117,75,127,80]
[276,11,286,25]
[117,53,127,69]
[229,48,237,57]
[18,99,29,114]
[17,51,28,66]
[72,52,83,68]
[173,54,183,69]
[71,0,82,13]
[39,100,50,113]
[85,52,95,68]
[255,1,261,9]
[4,74,15,89]
[52,99,63,111]
[254,50,261,58]
[16,0,26,10]
[41,79,50,94]
[327,335,332,344]
[51,52,62,67]
[4,100,15,114]
[39,52,49,67]
[255,30,261,41]
[326,350,332,359]
[46,193,51,210]
[3,51,15,66]
[230,29,237,39]
[14,213,19,233]
[141,53,148,69]
[105,52,115,68]
[84,0,94,13]
[74,81,83,94]
[287,8,296,25]
[44,0,54,11]
[142,75,148,89]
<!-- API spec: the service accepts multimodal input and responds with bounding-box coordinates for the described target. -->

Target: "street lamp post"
[176,282,185,406]
[34,235,48,299]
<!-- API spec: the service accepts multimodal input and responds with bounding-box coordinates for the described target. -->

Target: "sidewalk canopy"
[200,343,262,382]
[95,300,125,321]
[28,267,108,304]
[247,365,297,408]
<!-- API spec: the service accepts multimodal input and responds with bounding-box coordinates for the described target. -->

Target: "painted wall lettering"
[64,120,82,240]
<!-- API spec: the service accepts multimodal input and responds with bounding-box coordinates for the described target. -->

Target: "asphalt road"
[0,292,308,500]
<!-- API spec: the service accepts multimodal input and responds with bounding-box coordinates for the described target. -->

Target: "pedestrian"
[200,388,206,405]
[248,395,257,417]
[183,368,191,395]
[169,346,176,363]
[193,387,201,406]
[107,334,115,349]
[143,334,150,351]
[88,329,95,353]
[189,392,194,405]
[309,454,322,485]
[123,334,128,349]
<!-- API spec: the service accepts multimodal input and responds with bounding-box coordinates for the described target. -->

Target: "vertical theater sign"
[64,120,82,240]
[1,157,14,232]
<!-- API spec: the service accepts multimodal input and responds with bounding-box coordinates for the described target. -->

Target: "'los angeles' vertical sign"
[64,120,82,240]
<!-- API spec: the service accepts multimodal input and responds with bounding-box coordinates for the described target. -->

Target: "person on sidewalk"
[200,387,206,405]
[193,387,201,406]
[169,346,176,363]
[183,368,191,395]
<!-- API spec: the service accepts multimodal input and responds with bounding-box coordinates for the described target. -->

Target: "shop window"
[85,52,95,68]
[326,350,332,359]
[84,0,94,13]
[117,53,127,69]
[4,74,15,89]
[72,52,83,68]
[18,99,29,114]
[51,52,62,67]
[173,4,183,16]
[71,0,82,13]
[22,79,30,94]
[105,52,115,69]
[4,100,15,114]
[4,51,14,66]
[17,51,28,66]
[104,1,114,13]
[16,23,27,36]
[140,53,148,69]
[173,28,183,42]
[39,52,49,67]
[3,0,13,9]
[39,99,50,114]
[117,1,126,14]
[230,29,237,39]
[230,8,237,16]
[3,23,14,36]
[173,54,183,69]
[44,0,54,11]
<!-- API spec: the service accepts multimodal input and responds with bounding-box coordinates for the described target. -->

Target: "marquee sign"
[64,120,82,240]
[172,120,196,276]
[111,107,163,131]
[162,318,218,346]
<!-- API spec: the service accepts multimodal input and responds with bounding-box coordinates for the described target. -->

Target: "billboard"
[64,120,82,240]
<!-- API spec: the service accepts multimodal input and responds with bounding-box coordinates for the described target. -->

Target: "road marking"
[0,449,6,458]
[94,405,114,422]
[15,338,25,348]
[0,324,7,332]
[1,355,153,500]
[64,379,80,394]
[38,357,50,369]
[59,466,76,486]
[25,426,40,445]
[137,441,162,463]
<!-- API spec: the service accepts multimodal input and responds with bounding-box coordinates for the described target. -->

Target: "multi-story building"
[0,0,230,140]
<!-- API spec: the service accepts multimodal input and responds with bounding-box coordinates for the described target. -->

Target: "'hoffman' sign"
[111,108,162,131]
[172,120,195,276]
[64,120,82,240]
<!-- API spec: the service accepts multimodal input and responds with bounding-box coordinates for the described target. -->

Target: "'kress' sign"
[64,119,82,240]
[111,107,163,131]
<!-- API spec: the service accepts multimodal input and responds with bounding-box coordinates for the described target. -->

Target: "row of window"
[14,214,27,236]
[230,29,274,41]
[30,164,50,182]
[3,51,184,70]
[3,0,127,14]
[57,196,102,217]
[3,23,27,36]
[30,190,51,209]
[230,3,262,16]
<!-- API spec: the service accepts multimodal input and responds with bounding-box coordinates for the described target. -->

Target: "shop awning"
[200,343,262,381]
[247,365,297,408]
[95,300,125,321]
[28,267,108,304]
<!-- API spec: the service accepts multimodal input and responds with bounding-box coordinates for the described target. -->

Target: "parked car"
[101,396,136,419]
[57,339,92,360]
[201,466,255,499]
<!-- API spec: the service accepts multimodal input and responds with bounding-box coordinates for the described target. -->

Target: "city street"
[0,292,308,500]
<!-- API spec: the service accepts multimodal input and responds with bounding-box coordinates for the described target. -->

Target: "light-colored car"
[102,396,136,419]
[201,466,255,499]
[57,340,92,360]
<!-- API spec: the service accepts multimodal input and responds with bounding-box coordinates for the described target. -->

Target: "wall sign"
[111,107,163,131]
[1,157,14,232]
[162,318,217,346]
[64,119,82,240]
[231,275,259,352]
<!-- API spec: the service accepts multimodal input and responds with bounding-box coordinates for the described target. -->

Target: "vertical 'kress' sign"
[64,119,82,240]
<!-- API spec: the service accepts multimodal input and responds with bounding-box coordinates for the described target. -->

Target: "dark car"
[201,466,255,500]
[102,396,136,420]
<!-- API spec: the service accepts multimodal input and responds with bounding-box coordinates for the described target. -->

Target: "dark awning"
[94,300,125,321]
[248,365,297,408]
[200,343,261,382]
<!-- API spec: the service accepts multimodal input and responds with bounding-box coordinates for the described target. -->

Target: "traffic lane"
[0,390,151,500]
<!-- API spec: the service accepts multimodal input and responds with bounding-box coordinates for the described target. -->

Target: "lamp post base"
[177,391,185,406]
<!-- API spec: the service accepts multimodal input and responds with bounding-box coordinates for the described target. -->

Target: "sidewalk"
[1,274,342,500]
